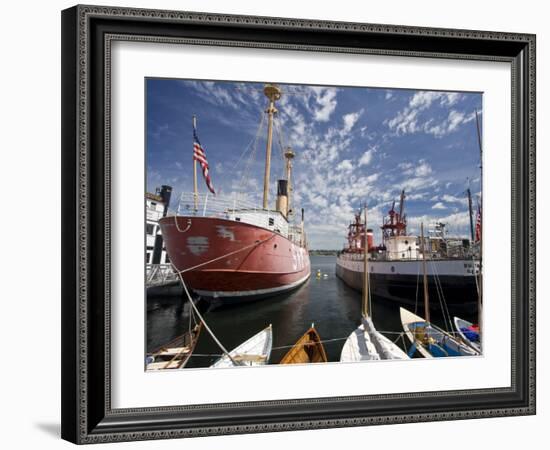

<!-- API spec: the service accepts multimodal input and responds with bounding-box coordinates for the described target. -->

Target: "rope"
[273,115,287,178]
[176,270,239,366]
[183,332,409,359]
[238,112,265,199]
[430,260,452,332]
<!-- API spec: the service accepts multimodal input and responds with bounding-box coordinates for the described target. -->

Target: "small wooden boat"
[454,316,481,353]
[400,308,477,358]
[280,326,328,364]
[211,325,273,368]
[146,322,203,370]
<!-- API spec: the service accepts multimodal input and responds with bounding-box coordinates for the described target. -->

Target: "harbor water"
[146,255,478,367]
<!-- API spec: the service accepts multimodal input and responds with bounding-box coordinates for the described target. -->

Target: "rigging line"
[231,111,265,172]
[238,112,266,197]
[430,260,452,332]
[176,270,240,366]
[414,258,420,315]
[391,332,405,345]
[273,115,287,178]
[430,260,449,331]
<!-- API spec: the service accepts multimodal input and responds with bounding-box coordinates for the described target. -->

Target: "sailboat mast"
[420,223,430,323]
[363,207,370,318]
[467,187,475,242]
[262,85,281,210]
[192,115,198,212]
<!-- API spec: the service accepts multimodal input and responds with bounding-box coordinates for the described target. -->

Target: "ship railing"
[174,192,307,246]
[146,263,177,287]
[176,192,263,218]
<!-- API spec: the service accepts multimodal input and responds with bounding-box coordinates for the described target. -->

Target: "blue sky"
[147,79,482,250]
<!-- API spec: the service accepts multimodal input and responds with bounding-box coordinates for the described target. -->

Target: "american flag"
[193,122,216,195]
[475,204,482,242]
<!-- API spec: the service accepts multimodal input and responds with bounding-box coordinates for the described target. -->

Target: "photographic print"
[145,78,483,370]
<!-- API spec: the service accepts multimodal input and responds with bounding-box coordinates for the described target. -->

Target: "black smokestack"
[159,185,172,217]
[277,179,288,196]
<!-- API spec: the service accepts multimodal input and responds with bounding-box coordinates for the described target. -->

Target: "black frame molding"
[61,4,536,444]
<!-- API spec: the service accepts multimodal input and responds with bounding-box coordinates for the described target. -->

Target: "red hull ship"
[159,84,311,305]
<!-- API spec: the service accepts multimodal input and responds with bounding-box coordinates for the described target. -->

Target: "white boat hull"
[211,325,273,368]
[400,308,478,358]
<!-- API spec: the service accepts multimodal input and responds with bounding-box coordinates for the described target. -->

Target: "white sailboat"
[453,316,481,353]
[340,207,409,362]
[211,325,273,368]
[400,223,479,358]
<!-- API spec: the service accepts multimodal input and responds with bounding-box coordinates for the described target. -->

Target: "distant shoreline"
[309,250,338,256]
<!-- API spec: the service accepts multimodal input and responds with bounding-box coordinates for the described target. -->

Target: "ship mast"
[467,187,475,242]
[262,84,282,210]
[284,147,295,215]
[420,223,430,323]
[363,206,370,318]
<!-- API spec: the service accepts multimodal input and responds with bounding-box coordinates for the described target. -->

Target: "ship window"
[146,223,155,235]
[269,218,274,226]
[402,253,405,258]
[405,240,408,245]
[274,244,278,249]
[391,266,395,272]
[235,217,241,221]
[146,252,151,263]
[151,201,157,207]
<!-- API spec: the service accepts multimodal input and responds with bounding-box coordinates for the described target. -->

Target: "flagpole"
[192,115,198,212]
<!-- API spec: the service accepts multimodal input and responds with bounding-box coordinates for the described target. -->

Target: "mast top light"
[264,84,282,102]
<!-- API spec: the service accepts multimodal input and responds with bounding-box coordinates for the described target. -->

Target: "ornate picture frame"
[61,5,535,444]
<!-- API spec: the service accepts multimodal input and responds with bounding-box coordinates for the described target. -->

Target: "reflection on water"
[146,256,478,367]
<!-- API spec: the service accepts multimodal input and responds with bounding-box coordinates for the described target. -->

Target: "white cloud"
[358,149,374,167]
[400,160,432,177]
[398,162,414,170]
[342,109,364,133]
[423,110,476,138]
[432,202,447,210]
[387,90,471,137]
[415,161,432,177]
[336,159,354,172]
[312,87,338,122]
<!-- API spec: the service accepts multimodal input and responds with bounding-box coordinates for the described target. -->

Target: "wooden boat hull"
[211,325,273,368]
[280,327,328,364]
[146,322,203,370]
[159,216,310,305]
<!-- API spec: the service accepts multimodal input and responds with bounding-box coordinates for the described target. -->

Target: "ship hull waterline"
[336,257,478,308]
[159,215,311,307]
